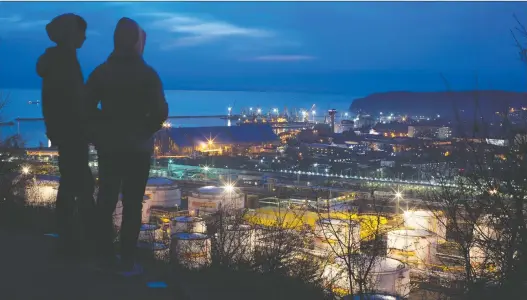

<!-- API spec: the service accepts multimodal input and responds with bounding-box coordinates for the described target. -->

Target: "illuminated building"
[408,125,452,139]
[328,109,337,133]
[155,125,279,156]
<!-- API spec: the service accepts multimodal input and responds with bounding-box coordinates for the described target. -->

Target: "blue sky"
[1,1,527,94]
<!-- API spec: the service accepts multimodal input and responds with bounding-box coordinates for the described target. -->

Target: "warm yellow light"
[395,192,402,199]
[21,166,30,175]
[162,121,171,128]
[223,184,235,193]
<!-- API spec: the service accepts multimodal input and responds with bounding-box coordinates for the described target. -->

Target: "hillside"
[350,91,527,119]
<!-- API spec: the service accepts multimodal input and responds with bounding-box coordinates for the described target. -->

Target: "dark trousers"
[56,142,96,251]
[96,151,151,264]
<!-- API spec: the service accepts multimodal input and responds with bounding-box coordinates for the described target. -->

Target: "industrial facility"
[155,124,280,156]
[18,162,503,299]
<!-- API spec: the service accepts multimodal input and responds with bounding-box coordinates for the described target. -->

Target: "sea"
[0,89,357,147]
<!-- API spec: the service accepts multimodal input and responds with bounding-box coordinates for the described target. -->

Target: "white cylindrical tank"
[220,224,256,261]
[323,256,410,297]
[170,216,207,235]
[370,257,411,297]
[170,232,212,269]
[145,177,182,208]
[25,175,60,205]
[387,229,437,265]
[153,242,170,261]
[188,186,245,213]
[314,218,361,254]
[137,224,164,242]
[403,210,447,242]
[113,195,151,227]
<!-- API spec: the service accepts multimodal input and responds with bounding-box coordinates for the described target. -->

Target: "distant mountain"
[350,91,527,119]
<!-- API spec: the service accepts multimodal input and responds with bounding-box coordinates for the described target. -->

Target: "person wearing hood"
[86,17,168,274]
[36,13,96,259]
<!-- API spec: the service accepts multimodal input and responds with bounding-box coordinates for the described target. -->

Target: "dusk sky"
[1,1,527,94]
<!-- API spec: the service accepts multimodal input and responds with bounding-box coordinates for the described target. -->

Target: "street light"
[223,183,235,193]
[228,107,232,116]
[257,108,262,114]
[162,121,171,128]
[21,166,30,175]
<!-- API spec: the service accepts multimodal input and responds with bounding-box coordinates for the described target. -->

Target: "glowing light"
[21,166,30,175]
[162,121,171,128]
[257,108,262,114]
[489,189,498,195]
[312,110,316,115]
[395,192,402,199]
[250,107,253,111]
[203,166,210,172]
[223,184,235,193]
[273,108,278,113]
[228,107,232,111]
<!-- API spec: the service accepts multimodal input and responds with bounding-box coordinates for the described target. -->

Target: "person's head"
[113,17,146,56]
[46,13,87,49]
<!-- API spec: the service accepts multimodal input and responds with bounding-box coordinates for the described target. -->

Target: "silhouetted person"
[86,17,168,274]
[36,13,96,259]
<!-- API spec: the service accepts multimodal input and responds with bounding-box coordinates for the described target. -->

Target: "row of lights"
[278,169,458,187]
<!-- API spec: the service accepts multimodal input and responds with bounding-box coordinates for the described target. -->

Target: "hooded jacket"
[86,17,168,153]
[36,13,88,146]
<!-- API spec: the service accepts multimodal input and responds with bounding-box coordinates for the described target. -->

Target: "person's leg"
[55,144,79,255]
[76,144,96,246]
[120,151,152,269]
[95,151,122,266]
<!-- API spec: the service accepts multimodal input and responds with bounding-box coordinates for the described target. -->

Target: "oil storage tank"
[188,186,244,213]
[170,216,207,235]
[113,195,151,227]
[314,218,361,254]
[323,256,410,297]
[145,177,181,208]
[403,210,447,243]
[218,224,256,262]
[386,229,437,266]
[170,232,212,269]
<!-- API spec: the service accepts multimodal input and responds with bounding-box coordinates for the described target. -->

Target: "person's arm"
[84,65,105,144]
[39,56,83,127]
[85,66,104,119]
[145,67,169,135]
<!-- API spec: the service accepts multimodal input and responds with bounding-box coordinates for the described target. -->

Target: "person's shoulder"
[87,62,109,82]
[142,62,162,82]
[142,63,160,77]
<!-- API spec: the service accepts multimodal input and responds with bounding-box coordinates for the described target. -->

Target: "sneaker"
[116,262,144,277]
